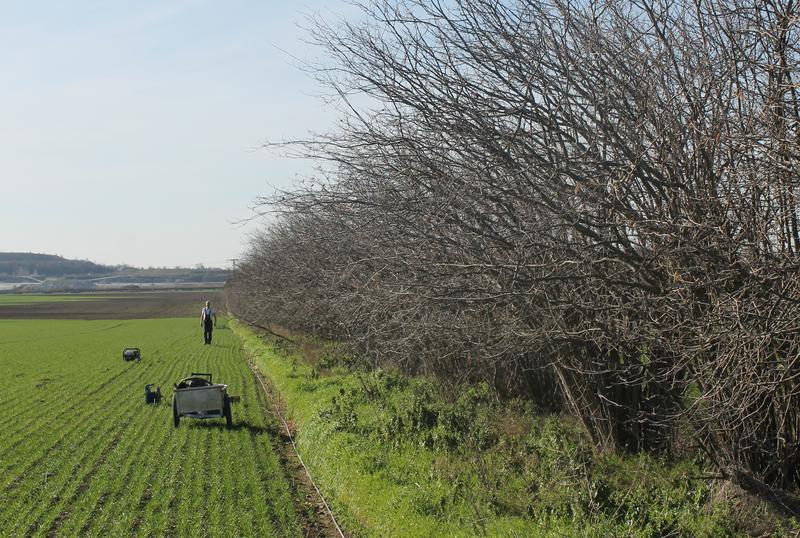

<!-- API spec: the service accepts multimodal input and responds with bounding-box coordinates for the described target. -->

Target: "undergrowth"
[233,321,799,537]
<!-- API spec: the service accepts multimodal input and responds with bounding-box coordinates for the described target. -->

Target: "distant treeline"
[0,253,115,278]
[106,270,230,283]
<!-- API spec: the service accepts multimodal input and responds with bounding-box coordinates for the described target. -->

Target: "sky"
[0,0,354,268]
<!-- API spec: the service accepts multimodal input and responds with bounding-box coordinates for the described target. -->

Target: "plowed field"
[0,291,221,320]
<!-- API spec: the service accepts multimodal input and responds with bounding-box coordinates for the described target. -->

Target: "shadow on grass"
[188,419,269,435]
[204,341,236,349]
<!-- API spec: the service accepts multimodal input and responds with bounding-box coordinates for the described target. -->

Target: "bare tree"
[228,0,800,512]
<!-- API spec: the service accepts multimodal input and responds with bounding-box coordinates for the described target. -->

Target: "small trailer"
[122,348,141,362]
[172,373,238,428]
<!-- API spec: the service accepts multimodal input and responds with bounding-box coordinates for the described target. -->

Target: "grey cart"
[172,373,238,428]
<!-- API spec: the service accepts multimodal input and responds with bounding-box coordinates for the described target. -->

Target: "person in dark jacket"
[200,300,217,345]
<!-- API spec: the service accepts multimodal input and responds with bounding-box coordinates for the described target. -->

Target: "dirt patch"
[0,291,223,320]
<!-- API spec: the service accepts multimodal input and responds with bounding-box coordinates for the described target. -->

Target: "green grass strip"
[232,320,784,538]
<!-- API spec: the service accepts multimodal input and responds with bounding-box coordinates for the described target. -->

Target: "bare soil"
[0,291,223,319]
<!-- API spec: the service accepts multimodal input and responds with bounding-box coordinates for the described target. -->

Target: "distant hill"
[0,252,117,279]
[0,253,229,291]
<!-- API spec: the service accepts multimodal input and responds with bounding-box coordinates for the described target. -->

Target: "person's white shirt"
[201,306,215,321]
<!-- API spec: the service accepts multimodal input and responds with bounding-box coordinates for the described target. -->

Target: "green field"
[0,317,302,537]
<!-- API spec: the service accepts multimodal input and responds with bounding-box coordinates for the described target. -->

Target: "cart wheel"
[172,395,180,427]
[223,395,233,429]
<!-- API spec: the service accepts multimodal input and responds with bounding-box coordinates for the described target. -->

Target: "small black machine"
[145,384,162,404]
[122,348,141,362]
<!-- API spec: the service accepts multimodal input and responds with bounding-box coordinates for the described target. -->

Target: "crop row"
[0,318,302,537]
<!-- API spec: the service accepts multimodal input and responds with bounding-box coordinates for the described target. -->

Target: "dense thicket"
[228,0,800,510]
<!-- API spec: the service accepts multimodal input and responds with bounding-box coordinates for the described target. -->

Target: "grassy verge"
[233,321,797,537]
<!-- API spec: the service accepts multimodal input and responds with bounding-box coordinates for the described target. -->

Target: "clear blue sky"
[0,0,352,268]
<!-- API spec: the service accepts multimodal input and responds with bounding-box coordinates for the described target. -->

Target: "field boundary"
[246,353,347,538]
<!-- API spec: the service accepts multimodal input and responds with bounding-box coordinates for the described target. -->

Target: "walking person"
[201,300,217,345]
